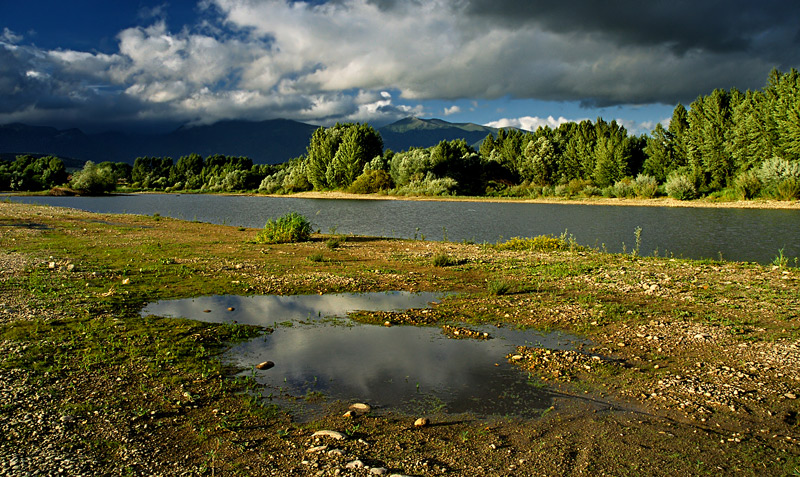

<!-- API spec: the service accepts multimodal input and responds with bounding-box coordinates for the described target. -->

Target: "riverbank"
[277,190,800,210]
[1,201,798,475]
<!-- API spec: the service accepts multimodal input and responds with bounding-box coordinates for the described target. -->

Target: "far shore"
[264,190,800,210]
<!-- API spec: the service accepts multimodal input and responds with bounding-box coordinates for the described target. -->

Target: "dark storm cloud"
[1,0,799,131]
[464,0,800,60]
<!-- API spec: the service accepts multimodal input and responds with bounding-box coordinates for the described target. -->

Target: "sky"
[1,0,799,135]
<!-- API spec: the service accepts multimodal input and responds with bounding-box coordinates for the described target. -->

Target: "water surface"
[7,194,798,263]
[143,292,591,418]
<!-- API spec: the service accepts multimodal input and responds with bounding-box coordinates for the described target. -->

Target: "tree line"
[2,69,798,200]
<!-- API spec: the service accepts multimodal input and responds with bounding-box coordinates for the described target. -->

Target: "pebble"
[348,403,372,415]
[345,459,364,469]
[255,361,275,370]
[312,430,347,440]
[414,418,429,427]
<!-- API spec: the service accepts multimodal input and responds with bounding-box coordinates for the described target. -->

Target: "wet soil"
[0,201,798,476]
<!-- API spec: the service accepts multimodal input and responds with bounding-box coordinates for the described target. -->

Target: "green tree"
[70,161,116,194]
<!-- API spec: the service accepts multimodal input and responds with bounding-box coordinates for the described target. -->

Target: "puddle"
[143,291,592,419]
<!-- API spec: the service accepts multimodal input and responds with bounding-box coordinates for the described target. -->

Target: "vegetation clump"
[495,234,579,252]
[254,212,312,244]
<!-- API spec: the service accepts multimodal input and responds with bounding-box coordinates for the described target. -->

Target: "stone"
[48,261,56,269]
[785,393,797,400]
[121,278,130,285]
[306,445,328,453]
[255,361,275,370]
[414,417,430,427]
[370,468,388,475]
[343,410,357,418]
[312,430,346,440]
[345,460,364,469]
[227,307,235,311]
[349,403,371,414]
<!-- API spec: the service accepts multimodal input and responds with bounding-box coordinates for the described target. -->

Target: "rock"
[255,361,275,370]
[203,309,211,313]
[349,403,371,415]
[48,262,56,269]
[511,355,523,361]
[327,448,344,456]
[66,264,75,272]
[312,430,346,440]
[345,460,364,469]
[227,307,235,311]
[306,445,328,453]
[121,278,130,285]
[785,393,797,400]
[414,417,430,427]
[343,410,357,418]
[370,468,388,475]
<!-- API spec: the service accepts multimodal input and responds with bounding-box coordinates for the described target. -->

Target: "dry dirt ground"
[0,200,798,476]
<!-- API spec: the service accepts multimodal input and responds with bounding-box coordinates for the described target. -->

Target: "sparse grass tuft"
[488,279,513,296]
[433,252,457,267]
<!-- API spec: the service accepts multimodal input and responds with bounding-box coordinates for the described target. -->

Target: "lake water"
[5,194,799,263]
[142,291,596,419]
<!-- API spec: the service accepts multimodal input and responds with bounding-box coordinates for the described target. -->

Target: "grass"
[432,252,457,267]
[2,201,799,475]
[254,212,312,244]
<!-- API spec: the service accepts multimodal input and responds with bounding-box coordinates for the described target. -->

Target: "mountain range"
[0,117,500,167]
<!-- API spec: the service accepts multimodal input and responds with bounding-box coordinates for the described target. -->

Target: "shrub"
[733,170,762,200]
[664,172,697,200]
[611,178,636,198]
[776,178,800,200]
[758,158,800,198]
[495,235,578,252]
[633,174,658,198]
[254,212,312,244]
[565,178,593,197]
[581,184,602,197]
[347,170,393,194]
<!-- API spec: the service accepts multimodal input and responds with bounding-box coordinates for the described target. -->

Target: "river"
[4,194,798,264]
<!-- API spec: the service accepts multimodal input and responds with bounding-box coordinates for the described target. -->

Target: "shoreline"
[264,190,800,210]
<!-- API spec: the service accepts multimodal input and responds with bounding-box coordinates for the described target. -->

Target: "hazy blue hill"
[378,117,499,151]
[1,117,504,165]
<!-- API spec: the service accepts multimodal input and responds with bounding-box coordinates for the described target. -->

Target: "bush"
[611,178,636,198]
[347,170,393,194]
[776,178,800,200]
[495,235,577,252]
[733,170,762,200]
[664,172,697,200]
[758,158,800,198]
[254,212,312,244]
[633,174,658,198]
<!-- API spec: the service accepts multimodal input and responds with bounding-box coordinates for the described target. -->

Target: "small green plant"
[432,252,456,267]
[632,226,642,257]
[495,234,580,252]
[254,212,312,244]
[773,248,789,268]
[488,279,513,296]
[307,252,326,263]
[325,237,341,250]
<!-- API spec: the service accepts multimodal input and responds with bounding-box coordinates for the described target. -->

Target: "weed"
[307,252,326,263]
[433,253,456,267]
[488,279,513,296]
[325,238,341,250]
[633,226,642,257]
